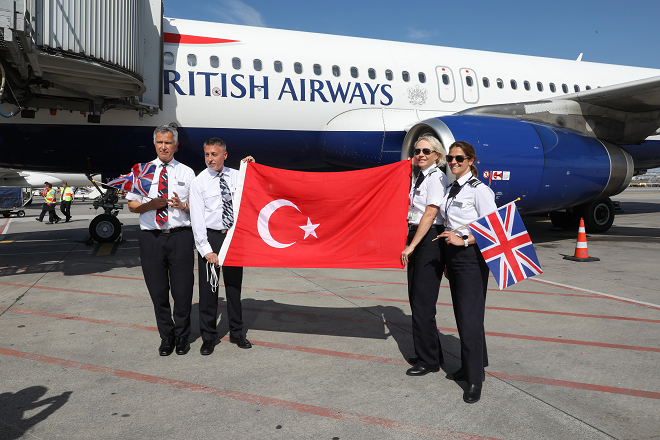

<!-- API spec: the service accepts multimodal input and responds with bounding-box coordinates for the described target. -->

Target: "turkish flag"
[218,160,411,268]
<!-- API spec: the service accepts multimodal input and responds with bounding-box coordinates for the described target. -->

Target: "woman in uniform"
[401,134,448,376]
[438,141,497,403]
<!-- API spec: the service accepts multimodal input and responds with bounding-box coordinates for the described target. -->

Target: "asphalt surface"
[0,189,658,440]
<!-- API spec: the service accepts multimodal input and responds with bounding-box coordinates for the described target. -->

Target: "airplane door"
[435,66,455,103]
[460,68,479,104]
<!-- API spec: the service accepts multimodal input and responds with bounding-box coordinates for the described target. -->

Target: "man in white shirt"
[189,138,254,355]
[127,125,196,356]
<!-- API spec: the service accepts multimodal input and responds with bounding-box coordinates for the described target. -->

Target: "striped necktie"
[219,173,234,229]
[156,164,168,227]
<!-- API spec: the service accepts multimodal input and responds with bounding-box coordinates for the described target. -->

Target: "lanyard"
[444,181,466,227]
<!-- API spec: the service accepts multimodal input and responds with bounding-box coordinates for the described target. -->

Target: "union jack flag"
[469,202,543,290]
[106,162,156,197]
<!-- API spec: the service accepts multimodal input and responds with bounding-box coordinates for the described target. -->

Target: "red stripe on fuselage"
[163,32,239,44]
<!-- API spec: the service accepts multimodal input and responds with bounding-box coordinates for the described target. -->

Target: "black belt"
[144,226,192,235]
[207,228,228,234]
[408,224,441,231]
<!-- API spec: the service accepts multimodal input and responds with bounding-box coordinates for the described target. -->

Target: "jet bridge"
[0,0,163,122]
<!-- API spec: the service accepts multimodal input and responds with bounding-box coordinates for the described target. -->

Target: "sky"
[162,0,660,69]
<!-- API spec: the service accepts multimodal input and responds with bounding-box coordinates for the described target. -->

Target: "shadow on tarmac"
[0,386,72,440]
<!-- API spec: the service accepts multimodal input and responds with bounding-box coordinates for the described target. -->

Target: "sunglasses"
[414,148,434,156]
[446,155,470,163]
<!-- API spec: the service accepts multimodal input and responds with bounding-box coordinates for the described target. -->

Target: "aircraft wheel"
[583,198,615,233]
[17,211,25,217]
[89,214,121,243]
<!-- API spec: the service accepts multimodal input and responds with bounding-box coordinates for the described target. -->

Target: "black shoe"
[45,221,53,225]
[463,383,482,404]
[35,218,42,222]
[175,336,190,355]
[446,368,486,382]
[406,364,440,376]
[65,218,70,223]
[54,218,60,223]
[200,340,215,355]
[229,335,252,349]
[158,338,175,356]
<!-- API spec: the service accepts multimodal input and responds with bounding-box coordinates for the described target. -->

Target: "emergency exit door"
[460,68,479,104]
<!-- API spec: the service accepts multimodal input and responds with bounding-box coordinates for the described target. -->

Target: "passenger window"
[232,57,241,69]
[465,76,473,87]
[574,84,580,92]
[385,69,393,81]
[332,65,340,77]
[482,77,490,88]
[314,64,322,75]
[442,74,450,85]
[537,81,543,92]
[549,83,556,93]
[351,67,359,78]
[210,56,219,68]
[187,54,197,67]
[402,71,410,82]
[294,62,303,74]
[419,72,426,83]
[496,78,503,89]
[510,79,517,90]
[586,85,591,90]
[368,68,376,79]
[164,52,174,66]
[562,84,568,93]
[524,81,530,91]
[253,59,262,71]
[274,60,283,73]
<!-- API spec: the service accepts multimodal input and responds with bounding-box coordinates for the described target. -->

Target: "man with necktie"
[189,138,254,355]
[127,125,196,356]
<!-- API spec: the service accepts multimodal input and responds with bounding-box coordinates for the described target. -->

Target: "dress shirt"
[441,172,497,237]
[126,158,195,230]
[190,166,239,257]
[408,164,448,226]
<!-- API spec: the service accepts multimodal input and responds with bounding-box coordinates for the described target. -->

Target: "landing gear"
[549,197,615,233]
[86,174,123,243]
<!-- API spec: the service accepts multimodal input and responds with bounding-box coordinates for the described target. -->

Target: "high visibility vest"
[62,187,73,201]
[45,189,56,204]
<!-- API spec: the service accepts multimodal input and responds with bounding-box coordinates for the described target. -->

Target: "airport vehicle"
[0,1,659,241]
[0,187,30,218]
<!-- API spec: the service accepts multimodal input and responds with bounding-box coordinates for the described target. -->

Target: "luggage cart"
[0,187,32,218]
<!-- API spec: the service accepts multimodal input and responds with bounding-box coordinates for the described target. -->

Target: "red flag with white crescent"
[217,161,411,268]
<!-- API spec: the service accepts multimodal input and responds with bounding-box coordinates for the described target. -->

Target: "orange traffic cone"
[564,218,600,262]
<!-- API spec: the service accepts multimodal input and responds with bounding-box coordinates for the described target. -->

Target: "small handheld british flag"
[468,201,543,290]
[106,163,157,197]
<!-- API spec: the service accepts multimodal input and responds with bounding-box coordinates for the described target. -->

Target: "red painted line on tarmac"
[489,372,660,400]
[0,348,498,440]
[0,218,10,235]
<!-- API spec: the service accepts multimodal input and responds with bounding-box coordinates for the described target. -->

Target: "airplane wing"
[552,75,660,112]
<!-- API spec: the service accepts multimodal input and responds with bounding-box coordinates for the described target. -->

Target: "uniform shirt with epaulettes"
[126,157,195,230]
[441,172,497,237]
[408,163,449,226]
[189,166,238,257]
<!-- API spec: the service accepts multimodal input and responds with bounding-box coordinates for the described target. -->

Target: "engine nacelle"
[402,115,633,214]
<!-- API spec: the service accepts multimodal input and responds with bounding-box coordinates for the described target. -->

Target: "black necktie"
[448,181,461,198]
[414,172,426,190]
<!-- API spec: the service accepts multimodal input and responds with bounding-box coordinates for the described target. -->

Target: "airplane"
[0,168,94,188]
[1,4,659,242]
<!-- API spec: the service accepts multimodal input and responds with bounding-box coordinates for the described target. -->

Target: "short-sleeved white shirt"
[126,157,195,230]
[441,172,497,237]
[408,164,449,226]
[189,166,239,257]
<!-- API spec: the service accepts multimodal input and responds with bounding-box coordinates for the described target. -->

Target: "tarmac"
[0,188,658,440]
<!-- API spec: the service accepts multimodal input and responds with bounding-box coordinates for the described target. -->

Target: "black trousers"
[446,243,490,384]
[407,225,445,368]
[197,230,244,341]
[38,203,58,222]
[139,228,194,340]
[60,201,72,218]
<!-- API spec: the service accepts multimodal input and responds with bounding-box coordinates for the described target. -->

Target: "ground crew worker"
[127,125,196,357]
[36,183,61,224]
[189,138,255,355]
[60,182,74,222]
[438,141,497,404]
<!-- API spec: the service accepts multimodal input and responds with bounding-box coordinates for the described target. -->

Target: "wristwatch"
[462,235,469,247]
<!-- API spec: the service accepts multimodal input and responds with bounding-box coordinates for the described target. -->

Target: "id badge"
[407,207,419,222]
[452,200,463,208]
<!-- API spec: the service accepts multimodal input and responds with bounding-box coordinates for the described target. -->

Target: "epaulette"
[467,177,482,187]
[427,167,438,175]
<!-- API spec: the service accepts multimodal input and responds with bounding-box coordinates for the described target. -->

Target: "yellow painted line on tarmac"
[94,243,116,257]
[1,234,26,244]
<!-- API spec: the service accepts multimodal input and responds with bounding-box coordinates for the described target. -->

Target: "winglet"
[576,53,583,61]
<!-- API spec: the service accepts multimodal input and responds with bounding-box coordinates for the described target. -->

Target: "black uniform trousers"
[198,229,244,341]
[38,203,58,222]
[407,224,445,368]
[445,243,489,384]
[139,228,194,340]
[60,201,72,219]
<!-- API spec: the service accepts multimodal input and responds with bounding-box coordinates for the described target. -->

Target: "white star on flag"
[299,218,320,239]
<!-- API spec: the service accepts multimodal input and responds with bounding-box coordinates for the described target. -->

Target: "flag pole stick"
[432,197,521,241]
[91,179,115,189]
